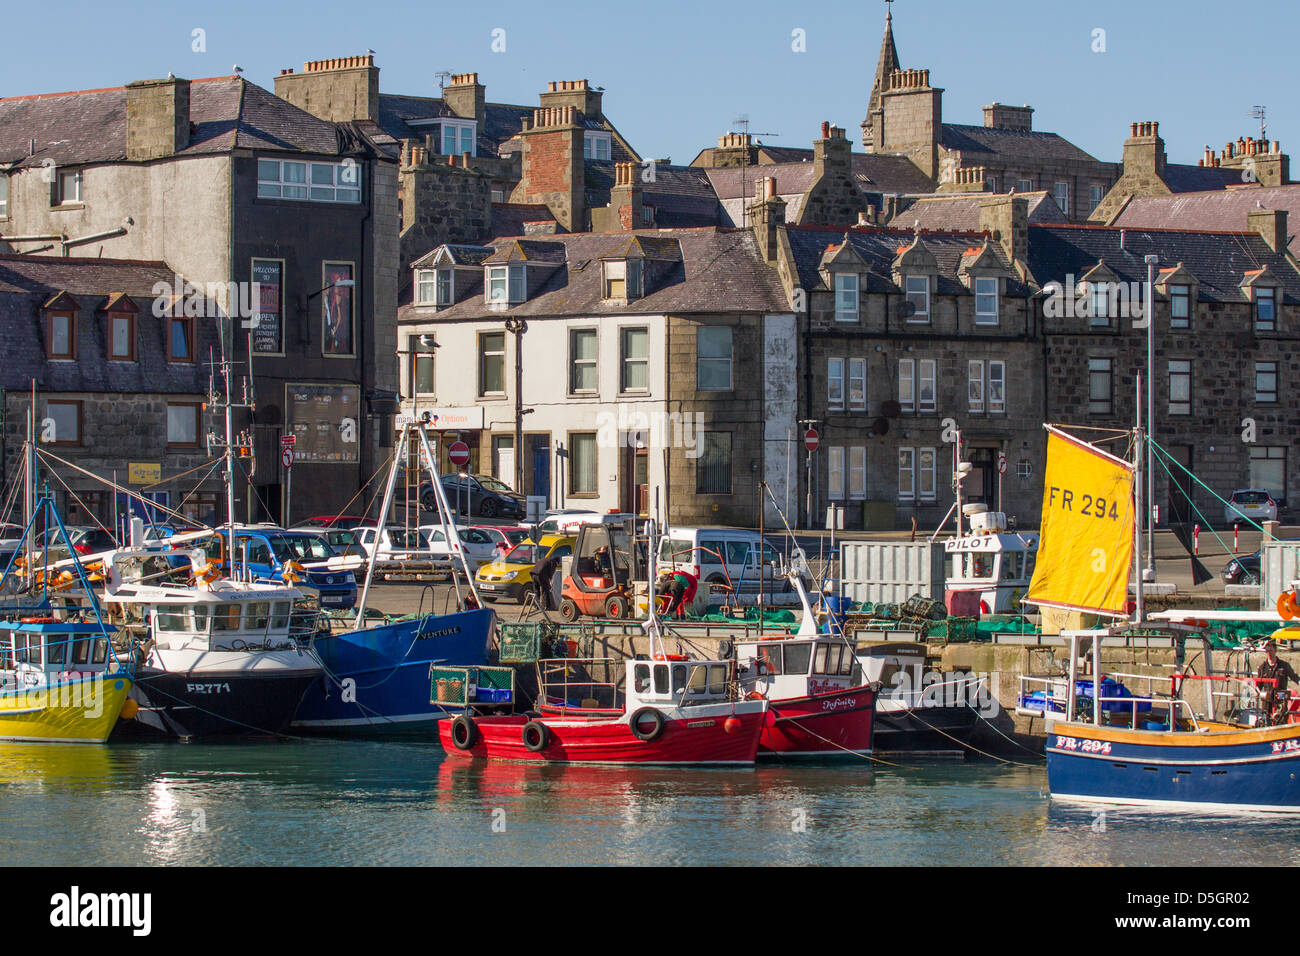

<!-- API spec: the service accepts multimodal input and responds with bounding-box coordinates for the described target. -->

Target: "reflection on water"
[0,741,1296,866]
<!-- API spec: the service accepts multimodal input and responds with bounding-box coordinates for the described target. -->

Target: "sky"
[2,0,1294,170]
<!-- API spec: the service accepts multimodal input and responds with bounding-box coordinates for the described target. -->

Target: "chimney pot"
[821,120,830,138]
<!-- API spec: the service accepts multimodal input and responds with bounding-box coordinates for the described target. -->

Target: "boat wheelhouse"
[99,548,325,738]
[0,620,133,743]
[943,506,1037,617]
[439,655,768,765]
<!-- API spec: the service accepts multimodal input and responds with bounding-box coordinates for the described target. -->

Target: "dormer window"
[834,274,858,322]
[584,131,612,161]
[1088,282,1111,327]
[46,311,75,360]
[440,120,477,157]
[603,259,643,300]
[107,312,135,361]
[415,268,453,306]
[1255,286,1276,332]
[905,276,929,322]
[486,265,525,307]
[1169,284,1191,328]
[975,277,998,325]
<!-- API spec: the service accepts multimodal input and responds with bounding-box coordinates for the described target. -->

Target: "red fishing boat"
[732,566,875,758]
[438,655,768,765]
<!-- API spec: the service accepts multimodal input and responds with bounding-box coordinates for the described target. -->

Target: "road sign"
[803,428,819,453]
[997,452,1007,475]
[281,447,294,470]
[448,441,470,467]
[280,435,296,448]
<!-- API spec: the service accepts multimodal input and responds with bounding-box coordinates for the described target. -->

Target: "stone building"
[395,221,794,526]
[0,255,223,529]
[0,72,400,523]
[1030,214,1300,525]
[776,193,1045,531]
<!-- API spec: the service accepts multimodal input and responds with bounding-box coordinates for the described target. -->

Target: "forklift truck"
[557,520,647,622]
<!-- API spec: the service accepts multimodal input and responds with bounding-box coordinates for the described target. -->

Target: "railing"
[536,657,623,713]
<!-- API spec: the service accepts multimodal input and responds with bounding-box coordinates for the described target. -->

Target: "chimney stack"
[749,176,786,263]
[274,53,380,122]
[1247,207,1288,253]
[126,76,191,161]
[443,72,485,123]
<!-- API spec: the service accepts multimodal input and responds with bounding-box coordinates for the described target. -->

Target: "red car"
[296,515,370,530]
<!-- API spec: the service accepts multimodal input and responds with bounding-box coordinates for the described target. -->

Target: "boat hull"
[115,650,321,739]
[439,704,766,765]
[0,675,132,743]
[1046,720,1300,812]
[873,701,979,756]
[292,608,494,731]
[760,685,875,757]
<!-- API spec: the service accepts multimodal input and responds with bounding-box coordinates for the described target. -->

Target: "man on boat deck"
[1257,639,1300,725]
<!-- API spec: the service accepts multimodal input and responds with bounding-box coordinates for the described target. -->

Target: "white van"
[656,527,785,594]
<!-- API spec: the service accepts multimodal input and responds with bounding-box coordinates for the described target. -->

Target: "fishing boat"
[732,564,875,758]
[439,655,768,765]
[943,506,1037,617]
[1023,420,1300,811]
[0,491,134,743]
[98,546,325,738]
[857,642,980,756]
[290,421,494,732]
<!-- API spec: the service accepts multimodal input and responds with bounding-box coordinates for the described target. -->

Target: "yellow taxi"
[474,533,575,603]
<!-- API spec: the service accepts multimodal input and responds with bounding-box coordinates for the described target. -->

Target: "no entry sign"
[448,441,470,467]
[804,428,820,452]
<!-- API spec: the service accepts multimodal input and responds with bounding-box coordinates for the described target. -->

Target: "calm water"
[2,740,1298,866]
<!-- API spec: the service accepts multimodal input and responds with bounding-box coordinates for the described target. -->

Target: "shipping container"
[839,540,946,606]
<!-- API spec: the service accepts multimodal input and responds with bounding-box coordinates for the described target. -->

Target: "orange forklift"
[557,521,647,622]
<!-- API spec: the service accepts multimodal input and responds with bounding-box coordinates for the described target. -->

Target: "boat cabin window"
[16,634,38,665]
[1000,552,1028,581]
[272,602,291,630]
[654,664,669,695]
[782,642,812,675]
[709,664,727,695]
[46,635,66,665]
[92,638,107,664]
[157,606,187,631]
[813,642,855,676]
[71,637,90,665]
[756,644,782,675]
[969,553,993,579]
[213,605,241,631]
[192,605,208,633]
[672,664,688,694]
[0,630,11,667]
[248,602,270,631]
[689,665,707,695]
[634,663,650,693]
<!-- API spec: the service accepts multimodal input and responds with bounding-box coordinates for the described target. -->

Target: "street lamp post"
[1144,253,1158,581]
[505,317,528,494]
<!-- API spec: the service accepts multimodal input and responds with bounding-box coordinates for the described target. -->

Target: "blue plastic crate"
[474,687,513,704]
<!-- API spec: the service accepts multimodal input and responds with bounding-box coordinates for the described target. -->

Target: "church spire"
[862,2,901,148]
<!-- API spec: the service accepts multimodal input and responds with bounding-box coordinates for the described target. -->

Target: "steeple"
[862,4,901,148]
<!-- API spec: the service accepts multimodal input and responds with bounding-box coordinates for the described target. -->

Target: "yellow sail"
[1025,427,1134,617]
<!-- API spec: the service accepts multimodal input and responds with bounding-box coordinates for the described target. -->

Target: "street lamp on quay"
[504,317,532,494]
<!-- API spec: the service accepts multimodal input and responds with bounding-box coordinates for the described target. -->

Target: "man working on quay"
[657,569,698,619]
[1257,639,1300,725]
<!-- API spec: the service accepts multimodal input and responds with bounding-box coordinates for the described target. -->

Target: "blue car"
[205,528,359,610]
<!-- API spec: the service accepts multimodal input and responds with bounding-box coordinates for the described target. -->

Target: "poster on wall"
[251,259,283,354]
[285,384,361,463]
[322,262,354,356]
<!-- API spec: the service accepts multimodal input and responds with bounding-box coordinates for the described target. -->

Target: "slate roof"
[1025,224,1300,304]
[0,255,220,393]
[1110,185,1300,255]
[1162,163,1245,193]
[491,203,557,237]
[887,191,1068,231]
[0,77,362,169]
[398,228,788,320]
[785,225,1032,298]
[584,161,721,228]
[724,148,935,195]
[939,123,1103,164]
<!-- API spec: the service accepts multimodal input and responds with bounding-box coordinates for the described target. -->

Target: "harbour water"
[3,740,1299,866]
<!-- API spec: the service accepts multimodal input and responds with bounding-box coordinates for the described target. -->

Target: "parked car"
[1222,551,1261,585]
[353,523,452,577]
[421,525,500,568]
[656,527,786,593]
[40,525,119,556]
[202,527,359,609]
[420,474,526,519]
[1224,489,1278,526]
[296,515,371,531]
[289,525,368,559]
[474,534,576,603]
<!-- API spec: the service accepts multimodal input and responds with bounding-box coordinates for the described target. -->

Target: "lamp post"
[505,317,528,493]
[1144,253,1158,582]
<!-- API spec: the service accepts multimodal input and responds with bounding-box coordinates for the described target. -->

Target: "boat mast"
[25,386,35,574]
[1134,373,1145,624]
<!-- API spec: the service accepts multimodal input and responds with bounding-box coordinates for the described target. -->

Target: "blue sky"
[3,0,1292,169]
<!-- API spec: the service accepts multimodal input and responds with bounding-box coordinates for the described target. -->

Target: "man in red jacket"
[658,570,698,618]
